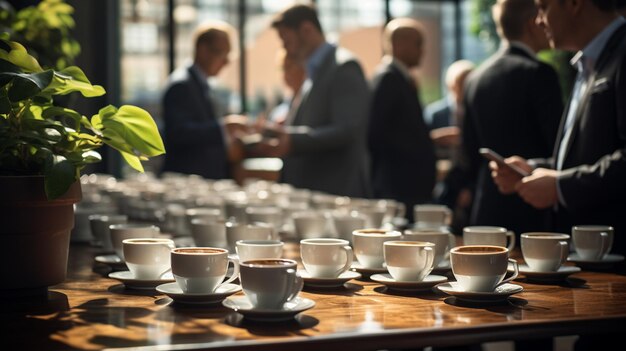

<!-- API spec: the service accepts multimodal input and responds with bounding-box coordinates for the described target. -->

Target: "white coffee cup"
[185,207,223,229]
[413,204,452,228]
[352,229,402,268]
[225,222,276,253]
[331,212,367,242]
[463,226,515,251]
[190,218,227,248]
[89,214,128,252]
[521,232,570,272]
[384,240,435,282]
[239,258,303,309]
[171,247,240,294]
[403,228,456,267]
[300,238,353,278]
[293,210,329,239]
[450,245,519,292]
[110,223,160,260]
[572,225,614,260]
[123,238,175,280]
[236,240,284,262]
[245,206,282,229]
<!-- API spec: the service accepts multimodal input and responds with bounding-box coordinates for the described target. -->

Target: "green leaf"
[44,154,77,199]
[100,105,165,157]
[120,150,144,172]
[7,70,54,101]
[0,39,43,72]
[42,66,105,97]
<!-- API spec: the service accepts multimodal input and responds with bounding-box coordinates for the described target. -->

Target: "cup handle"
[444,208,453,226]
[424,246,435,276]
[284,268,303,303]
[506,231,516,251]
[218,257,241,288]
[558,240,569,266]
[335,245,354,277]
[443,233,457,260]
[499,258,519,286]
[158,242,177,278]
[599,232,610,259]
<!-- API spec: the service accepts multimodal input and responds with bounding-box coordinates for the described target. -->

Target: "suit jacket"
[424,98,453,130]
[462,45,563,235]
[160,65,229,179]
[368,62,437,219]
[282,46,371,198]
[552,23,626,255]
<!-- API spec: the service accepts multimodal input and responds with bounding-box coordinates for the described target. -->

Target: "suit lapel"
[292,47,336,126]
[555,23,626,167]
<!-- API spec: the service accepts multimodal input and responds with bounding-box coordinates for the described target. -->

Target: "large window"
[118,0,492,175]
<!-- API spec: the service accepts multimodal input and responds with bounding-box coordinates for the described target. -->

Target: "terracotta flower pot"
[0,176,82,297]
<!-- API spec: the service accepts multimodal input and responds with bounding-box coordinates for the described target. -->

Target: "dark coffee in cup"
[242,259,294,267]
[173,248,225,254]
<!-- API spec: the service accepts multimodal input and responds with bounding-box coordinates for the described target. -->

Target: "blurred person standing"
[367,18,437,223]
[160,21,245,179]
[251,4,371,198]
[491,0,626,260]
[268,49,306,126]
[425,59,476,153]
[460,0,563,235]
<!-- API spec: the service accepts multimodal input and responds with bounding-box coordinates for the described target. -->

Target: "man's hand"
[515,168,560,209]
[248,125,291,158]
[490,156,531,194]
[223,114,250,136]
[430,126,461,147]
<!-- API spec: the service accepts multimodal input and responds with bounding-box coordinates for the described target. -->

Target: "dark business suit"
[462,44,563,236]
[424,98,453,130]
[368,62,437,223]
[160,65,229,179]
[550,23,626,256]
[282,46,371,198]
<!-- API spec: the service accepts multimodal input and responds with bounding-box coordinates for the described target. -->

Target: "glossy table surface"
[3,240,626,351]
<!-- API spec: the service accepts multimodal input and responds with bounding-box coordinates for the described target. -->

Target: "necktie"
[556,55,590,170]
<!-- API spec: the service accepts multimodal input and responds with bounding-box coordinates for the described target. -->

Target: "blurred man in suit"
[161,21,244,179]
[460,0,563,235]
[491,0,626,258]
[368,18,436,223]
[268,49,306,126]
[252,4,371,197]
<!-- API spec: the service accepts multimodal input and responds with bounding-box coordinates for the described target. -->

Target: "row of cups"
[122,239,300,309]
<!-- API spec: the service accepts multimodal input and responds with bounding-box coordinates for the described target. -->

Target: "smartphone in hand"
[479,148,530,177]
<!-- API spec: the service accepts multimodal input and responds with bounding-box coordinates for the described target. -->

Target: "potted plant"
[0,37,165,297]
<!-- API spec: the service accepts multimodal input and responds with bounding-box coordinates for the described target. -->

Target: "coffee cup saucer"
[567,253,625,264]
[434,282,523,302]
[350,262,388,276]
[370,273,448,291]
[432,260,452,274]
[94,254,127,270]
[298,270,362,288]
[155,282,241,305]
[108,271,175,290]
[509,264,581,281]
[222,295,316,322]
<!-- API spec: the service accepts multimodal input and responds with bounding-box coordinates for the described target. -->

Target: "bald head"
[383,18,425,68]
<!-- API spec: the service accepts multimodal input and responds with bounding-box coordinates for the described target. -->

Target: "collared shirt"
[306,42,334,81]
[555,17,625,206]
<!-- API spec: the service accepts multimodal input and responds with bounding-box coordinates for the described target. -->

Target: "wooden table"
[2,241,626,350]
